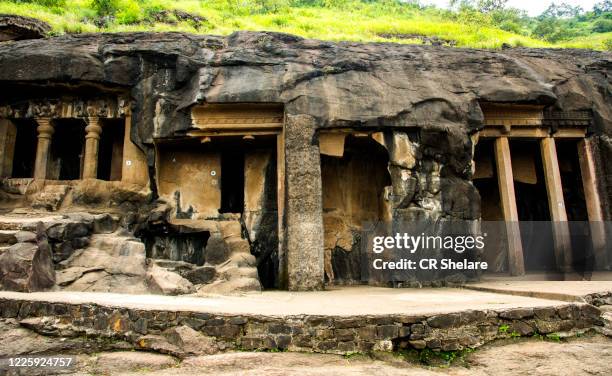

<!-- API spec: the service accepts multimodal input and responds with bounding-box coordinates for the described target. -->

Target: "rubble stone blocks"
[0,297,603,356]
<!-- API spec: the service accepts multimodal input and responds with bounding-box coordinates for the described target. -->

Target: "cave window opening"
[219,149,245,214]
[50,119,85,180]
[10,119,37,178]
[97,119,124,181]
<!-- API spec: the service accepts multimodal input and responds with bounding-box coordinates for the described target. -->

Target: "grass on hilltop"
[0,0,610,50]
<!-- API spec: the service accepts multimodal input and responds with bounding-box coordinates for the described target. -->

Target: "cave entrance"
[159,103,286,289]
[49,119,86,180]
[157,135,282,288]
[219,148,245,214]
[510,140,556,271]
[320,133,392,285]
[97,119,125,181]
[8,119,37,178]
[476,103,605,277]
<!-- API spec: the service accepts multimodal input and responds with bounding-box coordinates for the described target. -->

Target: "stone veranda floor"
[2,282,611,317]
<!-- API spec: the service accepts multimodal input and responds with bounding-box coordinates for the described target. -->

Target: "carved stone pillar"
[494,137,525,276]
[82,117,102,179]
[33,118,54,180]
[284,114,324,291]
[540,137,573,272]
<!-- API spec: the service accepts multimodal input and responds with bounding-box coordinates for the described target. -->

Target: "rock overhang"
[0,30,610,165]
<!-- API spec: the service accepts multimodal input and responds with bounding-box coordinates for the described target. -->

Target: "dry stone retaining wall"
[0,297,602,356]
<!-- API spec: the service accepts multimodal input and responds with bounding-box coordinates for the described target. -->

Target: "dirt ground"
[58,334,612,376]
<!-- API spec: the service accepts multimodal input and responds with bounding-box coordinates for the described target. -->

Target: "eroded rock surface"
[0,14,50,42]
[0,31,610,291]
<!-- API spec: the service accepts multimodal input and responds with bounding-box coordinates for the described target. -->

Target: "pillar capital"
[35,117,54,140]
[85,117,103,140]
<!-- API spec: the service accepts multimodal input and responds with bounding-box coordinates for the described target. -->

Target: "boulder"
[164,325,219,355]
[0,224,55,291]
[184,265,217,284]
[30,223,55,290]
[146,264,195,295]
[13,231,36,244]
[93,213,119,234]
[47,222,91,242]
[0,242,38,291]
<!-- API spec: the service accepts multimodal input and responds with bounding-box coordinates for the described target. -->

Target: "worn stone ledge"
[584,291,612,307]
[0,297,603,356]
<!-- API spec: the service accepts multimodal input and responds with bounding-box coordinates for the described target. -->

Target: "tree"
[593,0,612,15]
[91,0,120,18]
[540,2,584,19]
[477,0,508,13]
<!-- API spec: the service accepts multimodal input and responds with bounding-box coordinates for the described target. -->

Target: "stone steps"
[0,214,66,231]
[195,220,261,294]
[0,212,119,234]
[600,311,612,337]
[0,230,17,246]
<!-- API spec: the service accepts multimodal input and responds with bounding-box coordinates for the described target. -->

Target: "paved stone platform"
[463,275,612,303]
[0,286,607,356]
[0,286,593,316]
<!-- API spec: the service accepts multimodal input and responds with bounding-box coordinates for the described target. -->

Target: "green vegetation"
[1,0,611,50]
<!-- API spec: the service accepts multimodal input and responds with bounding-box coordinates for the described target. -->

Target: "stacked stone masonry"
[0,297,603,356]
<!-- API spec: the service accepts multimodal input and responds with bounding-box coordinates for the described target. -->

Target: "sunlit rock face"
[0,31,610,292]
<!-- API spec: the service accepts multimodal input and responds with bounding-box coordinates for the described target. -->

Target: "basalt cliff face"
[0,32,610,191]
[0,31,610,291]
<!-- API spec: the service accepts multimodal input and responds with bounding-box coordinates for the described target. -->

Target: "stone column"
[494,137,525,276]
[82,117,102,179]
[33,118,54,180]
[540,137,573,272]
[577,138,607,268]
[284,114,324,291]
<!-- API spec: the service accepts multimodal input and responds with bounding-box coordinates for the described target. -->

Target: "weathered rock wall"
[0,31,610,289]
[1,32,609,190]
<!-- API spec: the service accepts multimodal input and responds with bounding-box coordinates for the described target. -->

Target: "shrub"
[91,0,120,17]
[116,0,143,24]
[604,38,612,50]
[499,20,521,34]
[593,19,612,33]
